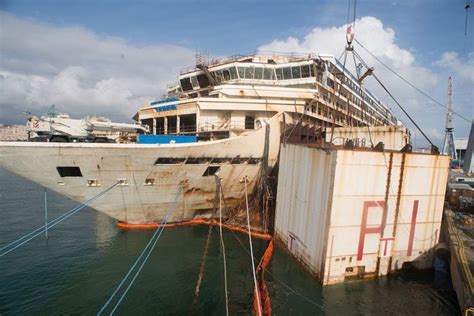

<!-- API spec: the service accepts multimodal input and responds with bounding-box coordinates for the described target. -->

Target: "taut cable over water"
[218,177,230,316]
[97,186,183,316]
[0,182,119,257]
[244,176,262,316]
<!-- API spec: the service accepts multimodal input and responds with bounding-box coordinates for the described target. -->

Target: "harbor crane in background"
[442,77,457,160]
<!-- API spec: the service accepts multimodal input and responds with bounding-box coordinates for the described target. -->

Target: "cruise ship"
[0,53,399,225]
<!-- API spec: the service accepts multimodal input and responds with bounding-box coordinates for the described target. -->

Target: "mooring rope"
[0,182,119,257]
[97,187,182,316]
[244,176,262,316]
[218,180,230,316]
[228,229,328,312]
[192,224,213,306]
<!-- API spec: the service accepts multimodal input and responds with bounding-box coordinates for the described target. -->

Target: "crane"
[442,77,457,160]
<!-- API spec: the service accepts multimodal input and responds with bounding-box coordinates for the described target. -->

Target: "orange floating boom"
[253,239,274,316]
[116,218,272,240]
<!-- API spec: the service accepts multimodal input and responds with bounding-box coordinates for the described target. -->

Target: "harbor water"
[0,168,459,315]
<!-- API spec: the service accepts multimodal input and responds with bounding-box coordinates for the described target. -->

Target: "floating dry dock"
[274,143,449,285]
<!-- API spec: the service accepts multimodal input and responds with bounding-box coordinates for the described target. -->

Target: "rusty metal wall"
[274,144,337,275]
[275,144,449,285]
[323,150,396,284]
[326,126,410,150]
[390,153,449,265]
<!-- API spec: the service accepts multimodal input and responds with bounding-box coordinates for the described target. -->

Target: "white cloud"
[258,16,474,146]
[259,16,438,100]
[0,12,195,123]
[436,52,474,82]
[259,17,419,71]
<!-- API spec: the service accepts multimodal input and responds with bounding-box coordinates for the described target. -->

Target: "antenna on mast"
[442,77,457,160]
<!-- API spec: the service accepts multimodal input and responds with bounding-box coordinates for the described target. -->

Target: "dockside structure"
[275,141,449,285]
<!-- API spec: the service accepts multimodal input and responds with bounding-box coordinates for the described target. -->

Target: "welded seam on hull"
[321,150,338,285]
[387,153,406,273]
[376,152,393,276]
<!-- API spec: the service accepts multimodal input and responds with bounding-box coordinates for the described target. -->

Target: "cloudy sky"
[0,0,472,147]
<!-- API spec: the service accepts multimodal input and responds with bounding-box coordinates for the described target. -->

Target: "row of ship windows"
[305,102,386,125]
[324,76,394,123]
[235,64,314,81]
[180,64,314,91]
[180,64,390,119]
[325,63,393,118]
[327,76,380,110]
[55,157,261,178]
[55,158,260,186]
[319,86,387,122]
[56,169,220,186]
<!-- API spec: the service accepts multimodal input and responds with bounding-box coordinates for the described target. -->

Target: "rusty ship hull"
[0,118,280,224]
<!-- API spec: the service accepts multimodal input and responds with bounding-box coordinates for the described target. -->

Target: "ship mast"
[442,77,457,160]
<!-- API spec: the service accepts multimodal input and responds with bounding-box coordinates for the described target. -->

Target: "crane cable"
[352,0,357,31]
[346,0,352,28]
[354,38,471,123]
[350,42,375,147]
[465,0,472,36]
[350,49,438,150]
[244,176,262,316]
[345,0,357,30]
[329,49,349,144]
[329,0,357,144]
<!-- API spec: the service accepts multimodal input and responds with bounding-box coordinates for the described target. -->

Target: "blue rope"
[110,211,173,315]
[97,224,164,315]
[97,187,182,316]
[0,201,88,252]
[0,182,118,257]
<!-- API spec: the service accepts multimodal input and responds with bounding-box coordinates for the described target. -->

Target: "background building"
[0,125,28,141]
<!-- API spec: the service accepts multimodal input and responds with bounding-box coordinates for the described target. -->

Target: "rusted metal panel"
[326,126,410,150]
[274,144,337,274]
[275,143,449,285]
[389,154,449,262]
[323,150,400,283]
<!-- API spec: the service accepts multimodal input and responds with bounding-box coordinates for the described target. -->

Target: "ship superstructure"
[136,54,397,142]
